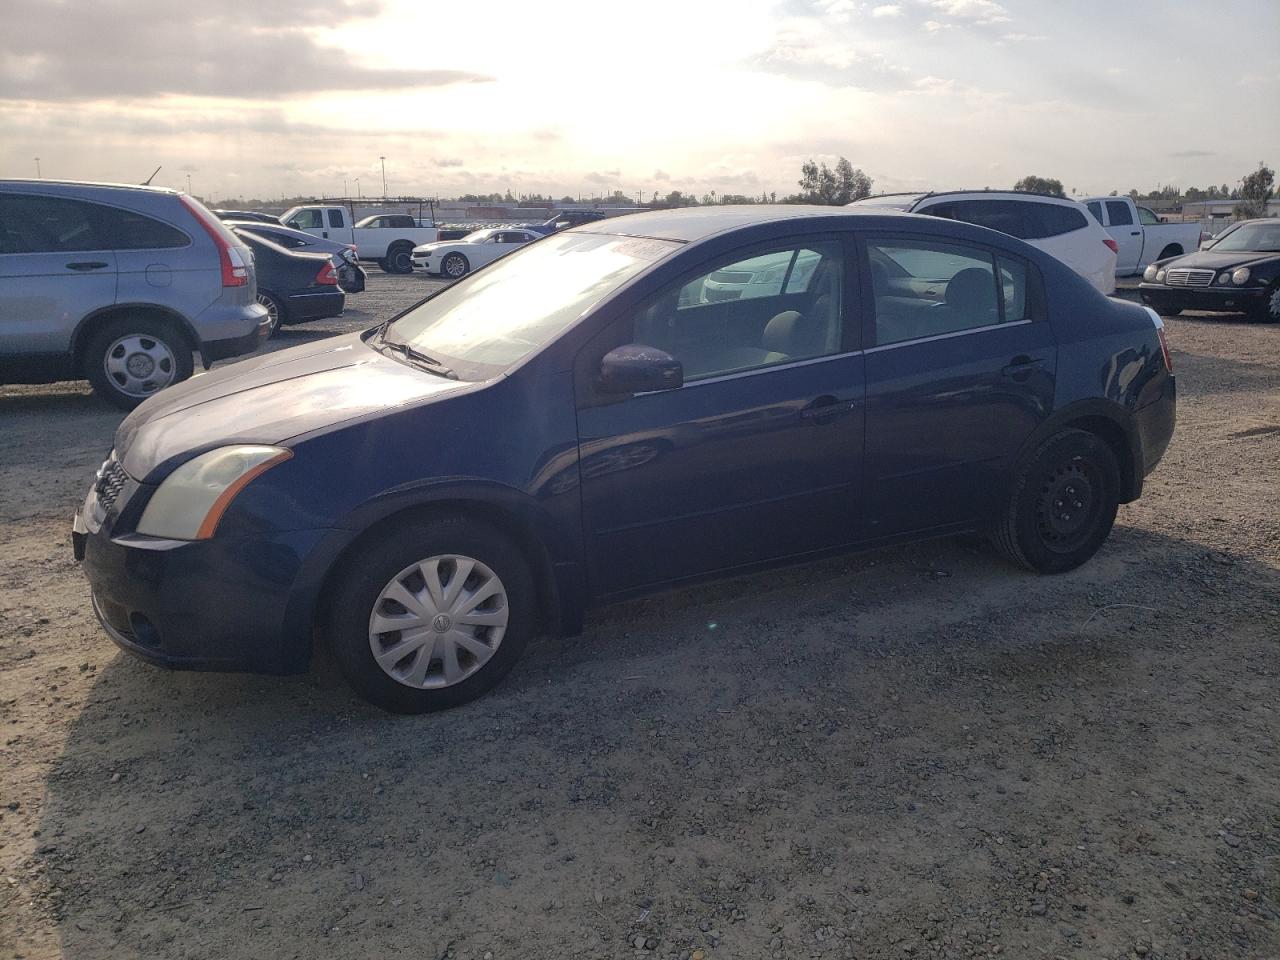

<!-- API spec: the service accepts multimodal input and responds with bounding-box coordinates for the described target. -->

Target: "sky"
[2,0,1277,203]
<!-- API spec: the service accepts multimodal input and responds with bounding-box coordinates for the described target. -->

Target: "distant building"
[1181,198,1280,219]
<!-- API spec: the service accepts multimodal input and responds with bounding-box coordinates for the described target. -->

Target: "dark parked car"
[74,206,1176,713]
[227,220,366,293]
[1139,218,1280,321]
[233,229,345,336]
[1,180,268,409]
[214,209,282,225]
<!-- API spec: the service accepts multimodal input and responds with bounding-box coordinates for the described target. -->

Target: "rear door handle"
[1001,356,1046,381]
[1130,231,1140,236]
[65,261,109,271]
[800,396,855,422]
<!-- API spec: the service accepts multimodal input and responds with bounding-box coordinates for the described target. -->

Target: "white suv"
[850,191,1117,294]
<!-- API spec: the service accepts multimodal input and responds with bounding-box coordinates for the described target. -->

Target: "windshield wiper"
[380,338,458,379]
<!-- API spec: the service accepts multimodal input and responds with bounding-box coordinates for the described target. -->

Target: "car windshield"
[1209,222,1280,252]
[384,232,679,372]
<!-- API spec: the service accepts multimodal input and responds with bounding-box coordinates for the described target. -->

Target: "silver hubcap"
[103,334,177,398]
[257,294,279,330]
[368,554,508,689]
[1269,287,1280,319]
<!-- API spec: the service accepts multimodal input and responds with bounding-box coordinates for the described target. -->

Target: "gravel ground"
[1,273,1277,960]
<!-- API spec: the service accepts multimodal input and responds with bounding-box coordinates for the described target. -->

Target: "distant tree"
[792,156,873,204]
[1013,175,1065,198]
[1234,162,1275,219]
[1108,189,1118,197]
[719,194,759,204]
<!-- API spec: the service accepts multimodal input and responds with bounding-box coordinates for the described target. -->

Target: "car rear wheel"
[442,252,470,279]
[83,316,194,411]
[256,292,287,337]
[993,429,1120,574]
[386,243,415,274]
[325,515,536,713]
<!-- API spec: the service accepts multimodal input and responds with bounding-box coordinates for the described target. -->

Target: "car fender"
[1009,398,1142,503]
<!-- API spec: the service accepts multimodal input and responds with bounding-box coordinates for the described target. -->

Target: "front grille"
[1165,268,1215,287]
[94,459,129,512]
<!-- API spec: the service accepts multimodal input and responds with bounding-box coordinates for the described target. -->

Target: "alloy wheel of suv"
[326,514,534,713]
[83,316,195,411]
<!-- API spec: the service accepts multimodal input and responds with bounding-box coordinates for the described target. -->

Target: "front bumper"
[74,487,330,673]
[1138,282,1267,313]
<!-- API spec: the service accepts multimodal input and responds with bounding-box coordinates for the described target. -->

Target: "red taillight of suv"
[1103,238,1119,255]
[315,262,338,286]
[180,195,249,287]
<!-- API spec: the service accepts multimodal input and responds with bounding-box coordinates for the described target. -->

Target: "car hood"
[1166,249,1279,269]
[115,333,477,482]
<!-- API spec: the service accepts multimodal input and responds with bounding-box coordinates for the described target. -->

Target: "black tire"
[1249,283,1280,323]
[442,252,470,279]
[324,515,536,713]
[256,291,287,336]
[386,243,415,274]
[83,315,194,411]
[993,429,1120,574]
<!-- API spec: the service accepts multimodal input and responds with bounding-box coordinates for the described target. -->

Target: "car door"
[860,233,1057,537]
[93,201,196,317]
[0,192,118,358]
[575,237,867,597]
[1104,199,1142,274]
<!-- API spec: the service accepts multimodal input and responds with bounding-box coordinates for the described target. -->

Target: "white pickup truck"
[1081,196,1202,276]
[280,205,439,274]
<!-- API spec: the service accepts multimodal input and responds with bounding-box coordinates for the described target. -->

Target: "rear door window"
[95,205,190,250]
[0,194,106,252]
[1105,200,1133,226]
[328,209,345,228]
[923,200,1030,240]
[1023,202,1087,239]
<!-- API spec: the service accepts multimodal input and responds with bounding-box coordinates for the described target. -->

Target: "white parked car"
[850,191,1117,294]
[411,228,540,279]
[1081,196,1203,276]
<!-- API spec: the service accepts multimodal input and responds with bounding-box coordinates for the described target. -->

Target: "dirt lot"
[1,275,1277,960]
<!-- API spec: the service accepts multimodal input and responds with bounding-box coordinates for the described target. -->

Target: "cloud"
[584,170,622,185]
[434,158,465,167]
[749,30,911,91]
[998,32,1046,43]
[923,20,950,31]
[1169,150,1214,159]
[0,0,491,102]
[871,4,903,16]
[653,169,671,181]
[925,0,1010,22]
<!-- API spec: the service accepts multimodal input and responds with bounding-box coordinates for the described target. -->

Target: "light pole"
[186,173,192,194]
[355,178,361,199]
[34,157,41,178]
[343,178,348,197]
[380,156,387,198]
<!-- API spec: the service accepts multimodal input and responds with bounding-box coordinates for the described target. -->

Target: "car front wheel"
[442,252,470,279]
[83,316,195,410]
[993,429,1120,574]
[1251,283,1280,323]
[325,515,535,713]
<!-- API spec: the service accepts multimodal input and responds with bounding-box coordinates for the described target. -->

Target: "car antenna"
[141,165,162,186]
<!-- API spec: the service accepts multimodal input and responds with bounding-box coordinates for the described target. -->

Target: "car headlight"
[136,445,292,540]
[1217,271,1232,285]
[1143,265,1158,282]
[1155,268,1166,282]
[1231,267,1250,285]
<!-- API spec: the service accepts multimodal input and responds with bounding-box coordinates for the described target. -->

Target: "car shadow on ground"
[32,524,1280,958]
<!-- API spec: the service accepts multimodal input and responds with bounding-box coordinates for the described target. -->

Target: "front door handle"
[1130,231,1140,236]
[800,396,855,422]
[1001,356,1046,382]
[65,261,109,271]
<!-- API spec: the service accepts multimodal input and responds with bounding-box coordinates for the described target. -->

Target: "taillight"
[180,195,249,287]
[1156,326,1174,373]
[315,262,338,286]
[1103,238,1119,255]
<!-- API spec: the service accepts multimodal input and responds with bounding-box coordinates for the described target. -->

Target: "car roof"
[572,204,904,243]
[0,178,181,197]
[855,190,1084,208]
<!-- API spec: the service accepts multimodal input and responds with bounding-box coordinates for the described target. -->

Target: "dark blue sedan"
[74,206,1176,712]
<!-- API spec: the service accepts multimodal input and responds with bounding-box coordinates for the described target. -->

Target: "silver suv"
[0,180,269,409]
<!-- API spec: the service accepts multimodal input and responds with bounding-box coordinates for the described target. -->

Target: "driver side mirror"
[598,344,683,394]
